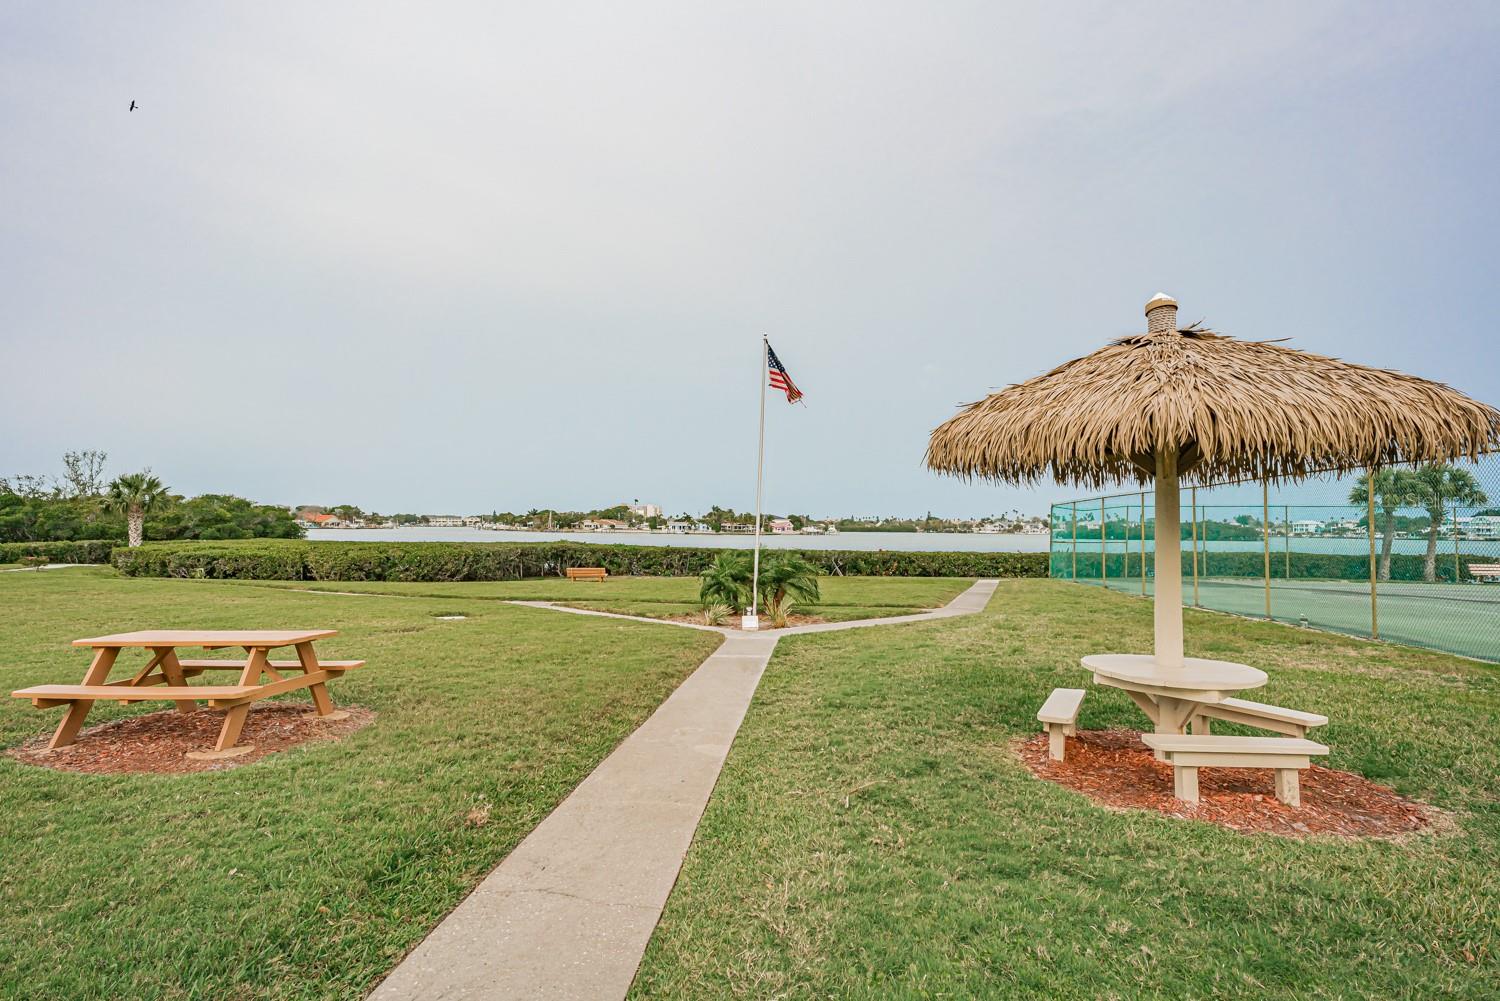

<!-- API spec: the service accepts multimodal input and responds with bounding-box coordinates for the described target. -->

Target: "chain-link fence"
[1050,457,1500,662]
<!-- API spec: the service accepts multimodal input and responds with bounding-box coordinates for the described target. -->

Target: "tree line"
[1,450,301,547]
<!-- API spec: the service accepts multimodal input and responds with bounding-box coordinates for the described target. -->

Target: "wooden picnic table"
[11,630,364,760]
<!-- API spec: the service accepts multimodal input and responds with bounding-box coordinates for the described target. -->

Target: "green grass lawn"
[630,580,1500,1000]
[239,575,974,624]
[0,568,721,1001]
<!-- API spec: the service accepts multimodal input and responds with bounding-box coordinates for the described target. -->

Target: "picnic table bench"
[1141,733,1328,807]
[565,567,608,581]
[11,630,364,760]
[1468,563,1500,583]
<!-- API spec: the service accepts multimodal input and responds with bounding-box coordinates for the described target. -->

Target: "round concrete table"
[1082,654,1268,740]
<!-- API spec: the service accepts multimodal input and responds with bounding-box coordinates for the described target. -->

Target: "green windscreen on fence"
[1050,459,1500,662]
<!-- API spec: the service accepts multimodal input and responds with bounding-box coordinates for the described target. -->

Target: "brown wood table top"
[71,629,338,649]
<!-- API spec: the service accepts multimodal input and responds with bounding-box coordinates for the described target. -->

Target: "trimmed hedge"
[0,540,117,565]
[1052,548,1498,583]
[111,540,1050,581]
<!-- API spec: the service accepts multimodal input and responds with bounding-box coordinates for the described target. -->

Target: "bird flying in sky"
[128,100,137,111]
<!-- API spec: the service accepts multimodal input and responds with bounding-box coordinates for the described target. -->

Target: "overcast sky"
[3,2,1497,517]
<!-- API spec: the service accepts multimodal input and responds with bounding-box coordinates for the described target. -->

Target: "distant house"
[297,511,340,529]
[429,516,465,527]
[665,520,692,534]
[770,518,795,534]
[1292,519,1324,534]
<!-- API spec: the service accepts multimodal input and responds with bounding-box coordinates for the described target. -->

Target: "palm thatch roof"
[926,318,1500,489]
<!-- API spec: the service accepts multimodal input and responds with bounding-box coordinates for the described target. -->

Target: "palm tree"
[1409,464,1488,582]
[1348,469,1418,581]
[699,551,751,612]
[755,552,821,610]
[106,472,168,547]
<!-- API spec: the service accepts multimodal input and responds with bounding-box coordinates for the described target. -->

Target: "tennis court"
[1092,576,1500,662]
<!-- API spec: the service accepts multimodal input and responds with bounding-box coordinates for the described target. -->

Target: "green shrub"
[0,540,116,565]
[111,539,1051,581]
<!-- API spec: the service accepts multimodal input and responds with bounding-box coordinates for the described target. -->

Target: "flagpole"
[747,334,768,630]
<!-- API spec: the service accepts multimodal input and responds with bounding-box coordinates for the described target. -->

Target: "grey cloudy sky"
[3,2,1497,517]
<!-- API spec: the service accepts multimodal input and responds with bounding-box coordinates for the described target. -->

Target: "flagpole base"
[741,615,759,631]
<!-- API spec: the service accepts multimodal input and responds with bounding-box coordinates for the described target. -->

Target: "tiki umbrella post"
[1153,447,1183,668]
[926,291,1499,735]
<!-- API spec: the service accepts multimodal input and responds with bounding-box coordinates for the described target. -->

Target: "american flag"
[766,343,803,404]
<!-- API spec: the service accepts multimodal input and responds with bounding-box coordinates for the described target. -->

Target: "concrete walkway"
[368,579,998,1001]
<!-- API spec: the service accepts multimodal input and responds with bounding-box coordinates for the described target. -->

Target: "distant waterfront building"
[429,516,465,527]
[1292,519,1324,534]
[1463,515,1500,539]
[770,518,795,534]
[627,502,662,519]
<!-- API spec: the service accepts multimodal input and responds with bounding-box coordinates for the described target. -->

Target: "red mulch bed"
[8,703,375,775]
[1017,729,1435,839]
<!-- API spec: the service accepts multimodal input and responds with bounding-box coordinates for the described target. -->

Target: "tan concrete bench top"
[1141,734,1328,756]
[1210,698,1327,728]
[1037,688,1085,724]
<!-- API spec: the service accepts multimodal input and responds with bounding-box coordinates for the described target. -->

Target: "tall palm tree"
[1409,464,1488,582]
[106,472,168,548]
[1348,468,1418,581]
[699,551,751,612]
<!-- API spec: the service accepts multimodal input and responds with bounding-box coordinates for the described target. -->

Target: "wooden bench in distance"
[1468,563,1500,583]
[565,567,608,582]
[1037,688,1085,761]
[1140,733,1329,807]
[1190,697,1328,739]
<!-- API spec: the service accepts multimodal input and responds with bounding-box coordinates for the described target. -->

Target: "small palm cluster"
[699,551,820,627]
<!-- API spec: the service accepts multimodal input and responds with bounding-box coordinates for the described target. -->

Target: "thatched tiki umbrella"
[927,293,1499,671]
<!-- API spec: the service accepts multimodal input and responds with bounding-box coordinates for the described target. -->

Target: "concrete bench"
[1189,697,1328,739]
[1037,688,1085,761]
[565,567,608,582]
[1140,733,1328,807]
[1468,563,1500,583]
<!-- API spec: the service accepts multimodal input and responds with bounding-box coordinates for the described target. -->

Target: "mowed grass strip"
[630,579,1500,1000]
[0,568,720,1001]
[240,575,975,624]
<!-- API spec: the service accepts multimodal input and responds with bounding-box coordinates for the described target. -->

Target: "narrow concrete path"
[368,579,998,1001]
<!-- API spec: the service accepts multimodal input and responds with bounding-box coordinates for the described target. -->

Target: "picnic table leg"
[48,647,119,750]
[200,648,270,757]
[154,648,197,714]
[294,642,347,720]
